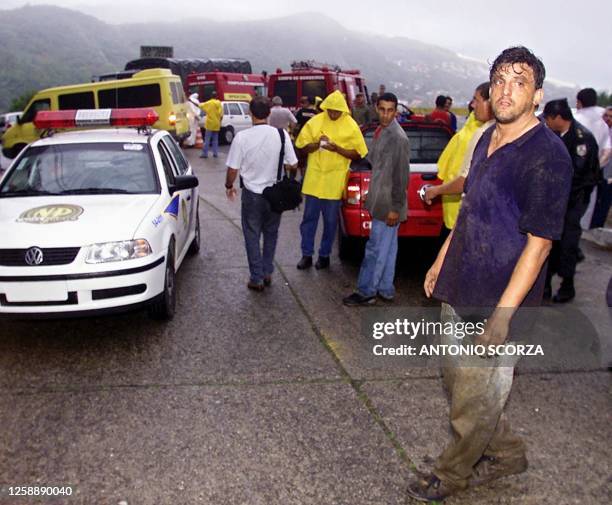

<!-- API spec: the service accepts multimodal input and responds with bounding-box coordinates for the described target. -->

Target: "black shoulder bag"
[262,128,302,213]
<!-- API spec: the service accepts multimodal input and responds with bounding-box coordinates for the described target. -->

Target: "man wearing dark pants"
[343,93,410,306]
[542,98,600,303]
[225,97,298,291]
[407,47,572,502]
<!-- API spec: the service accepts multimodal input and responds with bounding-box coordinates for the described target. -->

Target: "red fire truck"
[268,61,368,110]
[186,72,267,102]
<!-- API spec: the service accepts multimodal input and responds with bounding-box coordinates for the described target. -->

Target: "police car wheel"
[148,241,177,320]
[188,208,200,255]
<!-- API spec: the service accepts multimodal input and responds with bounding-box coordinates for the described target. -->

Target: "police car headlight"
[85,239,152,264]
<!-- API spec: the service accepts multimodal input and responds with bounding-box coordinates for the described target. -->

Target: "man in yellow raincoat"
[424,82,494,236]
[199,91,223,158]
[295,91,368,270]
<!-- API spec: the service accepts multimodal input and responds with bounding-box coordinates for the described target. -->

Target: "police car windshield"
[0,143,159,197]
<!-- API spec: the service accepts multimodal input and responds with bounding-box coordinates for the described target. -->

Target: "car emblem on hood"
[24,247,44,266]
[17,204,84,224]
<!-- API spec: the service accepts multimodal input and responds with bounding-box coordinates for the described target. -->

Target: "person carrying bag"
[224,97,298,291]
[263,128,303,213]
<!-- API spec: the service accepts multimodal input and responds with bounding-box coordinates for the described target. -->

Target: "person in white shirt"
[225,96,298,291]
[591,106,612,227]
[575,88,612,228]
[268,96,297,133]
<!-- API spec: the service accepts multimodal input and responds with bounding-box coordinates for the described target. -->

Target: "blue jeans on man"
[241,188,281,286]
[300,195,341,258]
[356,219,399,299]
[202,129,219,158]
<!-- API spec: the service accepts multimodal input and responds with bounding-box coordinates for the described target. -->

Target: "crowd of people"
[218,45,610,502]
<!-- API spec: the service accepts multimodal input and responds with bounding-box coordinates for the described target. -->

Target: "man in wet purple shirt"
[407,47,572,502]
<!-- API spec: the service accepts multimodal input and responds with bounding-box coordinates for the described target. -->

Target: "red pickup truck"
[338,119,453,258]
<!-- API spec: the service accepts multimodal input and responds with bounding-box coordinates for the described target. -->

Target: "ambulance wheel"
[148,240,176,320]
[222,126,234,144]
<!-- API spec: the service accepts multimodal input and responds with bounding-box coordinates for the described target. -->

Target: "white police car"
[0,108,200,320]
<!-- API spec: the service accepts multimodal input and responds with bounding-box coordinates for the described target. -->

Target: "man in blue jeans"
[225,97,298,291]
[343,93,411,306]
[199,92,223,159]
[295,91,368,270]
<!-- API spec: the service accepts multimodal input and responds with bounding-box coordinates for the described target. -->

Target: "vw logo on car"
[24,247,44,266]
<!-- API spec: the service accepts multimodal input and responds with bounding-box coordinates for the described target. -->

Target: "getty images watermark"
[371,317,544,358]
[361,307,603,370]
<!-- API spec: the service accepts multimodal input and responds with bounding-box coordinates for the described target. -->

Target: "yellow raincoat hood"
[295,92,367,200]
[320,90,350,114]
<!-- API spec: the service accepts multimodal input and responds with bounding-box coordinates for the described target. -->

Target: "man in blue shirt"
[407,46,572,502]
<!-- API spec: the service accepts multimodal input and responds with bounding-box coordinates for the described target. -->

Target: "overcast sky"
[4,0,611,91]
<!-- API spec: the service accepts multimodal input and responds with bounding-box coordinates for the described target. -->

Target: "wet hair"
[435,95,447,108]
[489,46,546,90]
[377,92,398,108]
[475,82,490,100]
[249,96,271,119]
[576,88,597,108]
[543,98,573,121]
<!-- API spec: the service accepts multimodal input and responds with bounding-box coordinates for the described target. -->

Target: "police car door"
[161,135,196,242]
[156,139,191,256]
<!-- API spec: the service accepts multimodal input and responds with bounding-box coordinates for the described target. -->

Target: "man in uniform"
[542,98,601,302]
[294,96,317,136]
[294,96,318,178]
[407,46,572,502]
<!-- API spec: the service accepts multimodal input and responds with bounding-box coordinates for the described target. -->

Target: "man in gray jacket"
[343,93,411,306]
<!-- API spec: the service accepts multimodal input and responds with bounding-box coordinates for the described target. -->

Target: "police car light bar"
[33,108,159,129]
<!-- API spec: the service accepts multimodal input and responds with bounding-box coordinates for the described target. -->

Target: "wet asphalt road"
[0,145,610,505]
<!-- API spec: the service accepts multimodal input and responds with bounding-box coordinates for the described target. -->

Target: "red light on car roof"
[33,108,159,129]
[111,108,159,126]
[33,110,76,129]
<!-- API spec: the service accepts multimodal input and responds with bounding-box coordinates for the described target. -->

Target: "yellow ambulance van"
[2,69,190,158]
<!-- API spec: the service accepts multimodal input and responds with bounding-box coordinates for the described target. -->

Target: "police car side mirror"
[169,175,199,194]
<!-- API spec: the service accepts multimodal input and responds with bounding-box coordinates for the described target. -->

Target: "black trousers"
[548,199,589,279]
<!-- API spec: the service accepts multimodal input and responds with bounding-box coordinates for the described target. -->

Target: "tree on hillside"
[597,91,612,106]
[10,91,36,112]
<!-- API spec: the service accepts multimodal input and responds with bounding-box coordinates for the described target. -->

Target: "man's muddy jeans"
[433,303,526,489]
